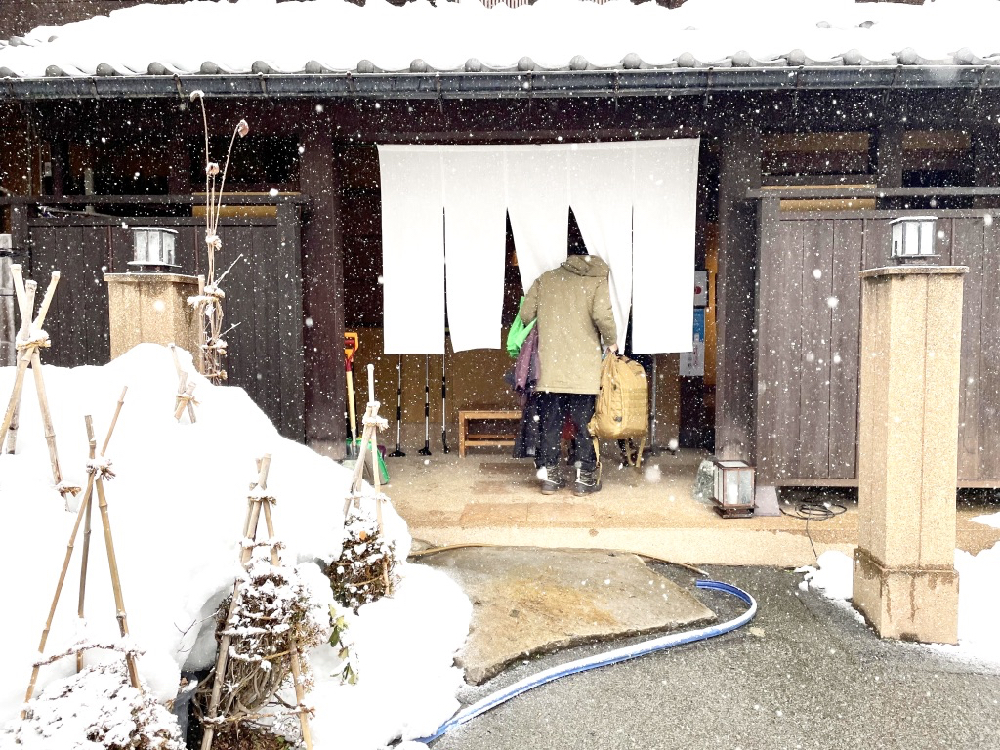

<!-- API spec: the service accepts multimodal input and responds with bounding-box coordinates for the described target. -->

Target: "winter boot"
[541,464,565,495]
[573,466,602,496]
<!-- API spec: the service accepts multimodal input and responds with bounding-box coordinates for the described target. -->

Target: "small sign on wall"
[680,308,706,377]
[693,270,708,308]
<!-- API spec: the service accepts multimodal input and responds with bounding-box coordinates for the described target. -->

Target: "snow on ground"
[2,0,1000,77]
[0,344,471,749]
[798,544,1000,665]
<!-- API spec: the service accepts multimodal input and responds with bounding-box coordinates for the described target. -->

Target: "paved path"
[429,565,1000,750]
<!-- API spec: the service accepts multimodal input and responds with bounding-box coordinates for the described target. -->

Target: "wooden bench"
[458,409,522,458]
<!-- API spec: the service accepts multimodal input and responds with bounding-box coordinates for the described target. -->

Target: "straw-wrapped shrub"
[326,503,397,612]
[208,557,326,718]
[10,660,183,750]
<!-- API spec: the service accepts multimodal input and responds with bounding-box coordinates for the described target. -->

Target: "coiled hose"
[417,579,756,744]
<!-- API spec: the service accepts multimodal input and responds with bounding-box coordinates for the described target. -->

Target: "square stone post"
[854,265,966,645]
[105,273,202,362]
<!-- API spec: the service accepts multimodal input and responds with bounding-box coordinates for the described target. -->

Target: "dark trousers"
[537,392,597,472]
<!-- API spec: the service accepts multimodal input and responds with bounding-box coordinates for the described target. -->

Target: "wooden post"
[715,126,762,461]
[300,128,346,458]
[1,274,35,453]
[0,236,14,367]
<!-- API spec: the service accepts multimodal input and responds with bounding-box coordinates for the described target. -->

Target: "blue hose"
[416,579,756,744]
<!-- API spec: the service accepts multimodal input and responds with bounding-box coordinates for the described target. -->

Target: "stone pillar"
[854,265,966,645]
[105,273,202,361]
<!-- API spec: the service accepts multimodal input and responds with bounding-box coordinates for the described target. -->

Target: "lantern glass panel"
[738,468,754,506]
[161,231,176,265]
[919,220,935,255]
[133,230,147,264]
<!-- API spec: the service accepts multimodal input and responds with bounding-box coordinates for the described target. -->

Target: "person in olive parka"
[519,209,618,495]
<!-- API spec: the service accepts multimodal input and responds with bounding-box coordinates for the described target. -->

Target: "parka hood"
[561,255,610,277]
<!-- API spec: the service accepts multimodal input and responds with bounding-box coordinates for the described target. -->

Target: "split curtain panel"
[378,139,699,356]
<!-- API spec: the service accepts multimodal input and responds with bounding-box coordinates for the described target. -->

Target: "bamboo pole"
[288,646,314,750]
[196,274,207,376]
[76,417,98,673]
[30,348,64,490]
[95,471,141,690]
[33,271,60,330]
[257,456,313,750]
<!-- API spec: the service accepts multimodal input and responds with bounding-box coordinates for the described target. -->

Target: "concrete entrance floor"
[382,447,1000,567]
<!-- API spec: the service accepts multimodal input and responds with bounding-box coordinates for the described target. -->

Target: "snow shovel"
[345,332,359,458]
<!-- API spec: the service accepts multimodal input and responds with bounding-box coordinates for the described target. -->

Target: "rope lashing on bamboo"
[32,641,144,669]
[86,457,116,481]
[362,413,389,430]
[15,329,50,359]
[55,480,82,497]
[173,386,199,420]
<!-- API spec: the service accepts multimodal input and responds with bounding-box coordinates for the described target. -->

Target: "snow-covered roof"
[1,0,999,93]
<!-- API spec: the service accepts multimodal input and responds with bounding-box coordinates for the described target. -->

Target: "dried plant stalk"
[188,91,249,385]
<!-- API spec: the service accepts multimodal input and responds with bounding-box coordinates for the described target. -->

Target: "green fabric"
[506,297,536,358]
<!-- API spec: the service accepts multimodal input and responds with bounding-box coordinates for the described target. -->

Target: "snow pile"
[798,545,1000,665]
[972,511,1000,529]
[796,550,854,601]
[0,344,471,749]
[2,0,1000,77]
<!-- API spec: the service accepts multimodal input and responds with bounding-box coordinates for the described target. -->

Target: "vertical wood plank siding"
[26,214,305,441]
[757,209,1000,485]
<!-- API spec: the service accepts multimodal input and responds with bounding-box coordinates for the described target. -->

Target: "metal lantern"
[890,216,938,263]
[711,459,756,518]
[129,227,179,272]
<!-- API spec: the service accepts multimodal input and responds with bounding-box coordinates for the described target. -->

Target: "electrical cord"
[779,491,848,561]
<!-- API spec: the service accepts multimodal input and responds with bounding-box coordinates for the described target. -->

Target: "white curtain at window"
[504,145,570,292]
[631,139,700,354]
[440,146,508,352]
[569,142,635,352]
[378,145,445,354]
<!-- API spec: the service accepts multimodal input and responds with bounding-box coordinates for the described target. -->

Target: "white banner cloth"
[631,139,700,354]
[378,145,445,355]
[504,145,570,293]
[441,147,508,352]
[569,143,635,352]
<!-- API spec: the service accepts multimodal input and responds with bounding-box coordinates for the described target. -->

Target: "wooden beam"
[715,127,761,461]
[299,127,346,458]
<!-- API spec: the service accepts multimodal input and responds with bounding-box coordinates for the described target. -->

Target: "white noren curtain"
[378,145,445,355]
[569,142,635,352]
[441,147,508,352]
[631,139,700,354]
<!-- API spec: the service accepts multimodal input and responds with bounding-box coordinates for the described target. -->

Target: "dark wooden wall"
[756,204,1000,486]
[26,211,306,440]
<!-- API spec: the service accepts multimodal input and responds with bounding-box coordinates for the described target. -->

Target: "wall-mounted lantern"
[129,227,179,272]
[890,216,938,264]
[711,458,756,518]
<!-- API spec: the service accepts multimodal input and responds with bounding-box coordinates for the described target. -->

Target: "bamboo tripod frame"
[22,388,138,716]
[344,364,387,537]
[0,265,76,506]
[200,455,314,750]
[168,344,198,423]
